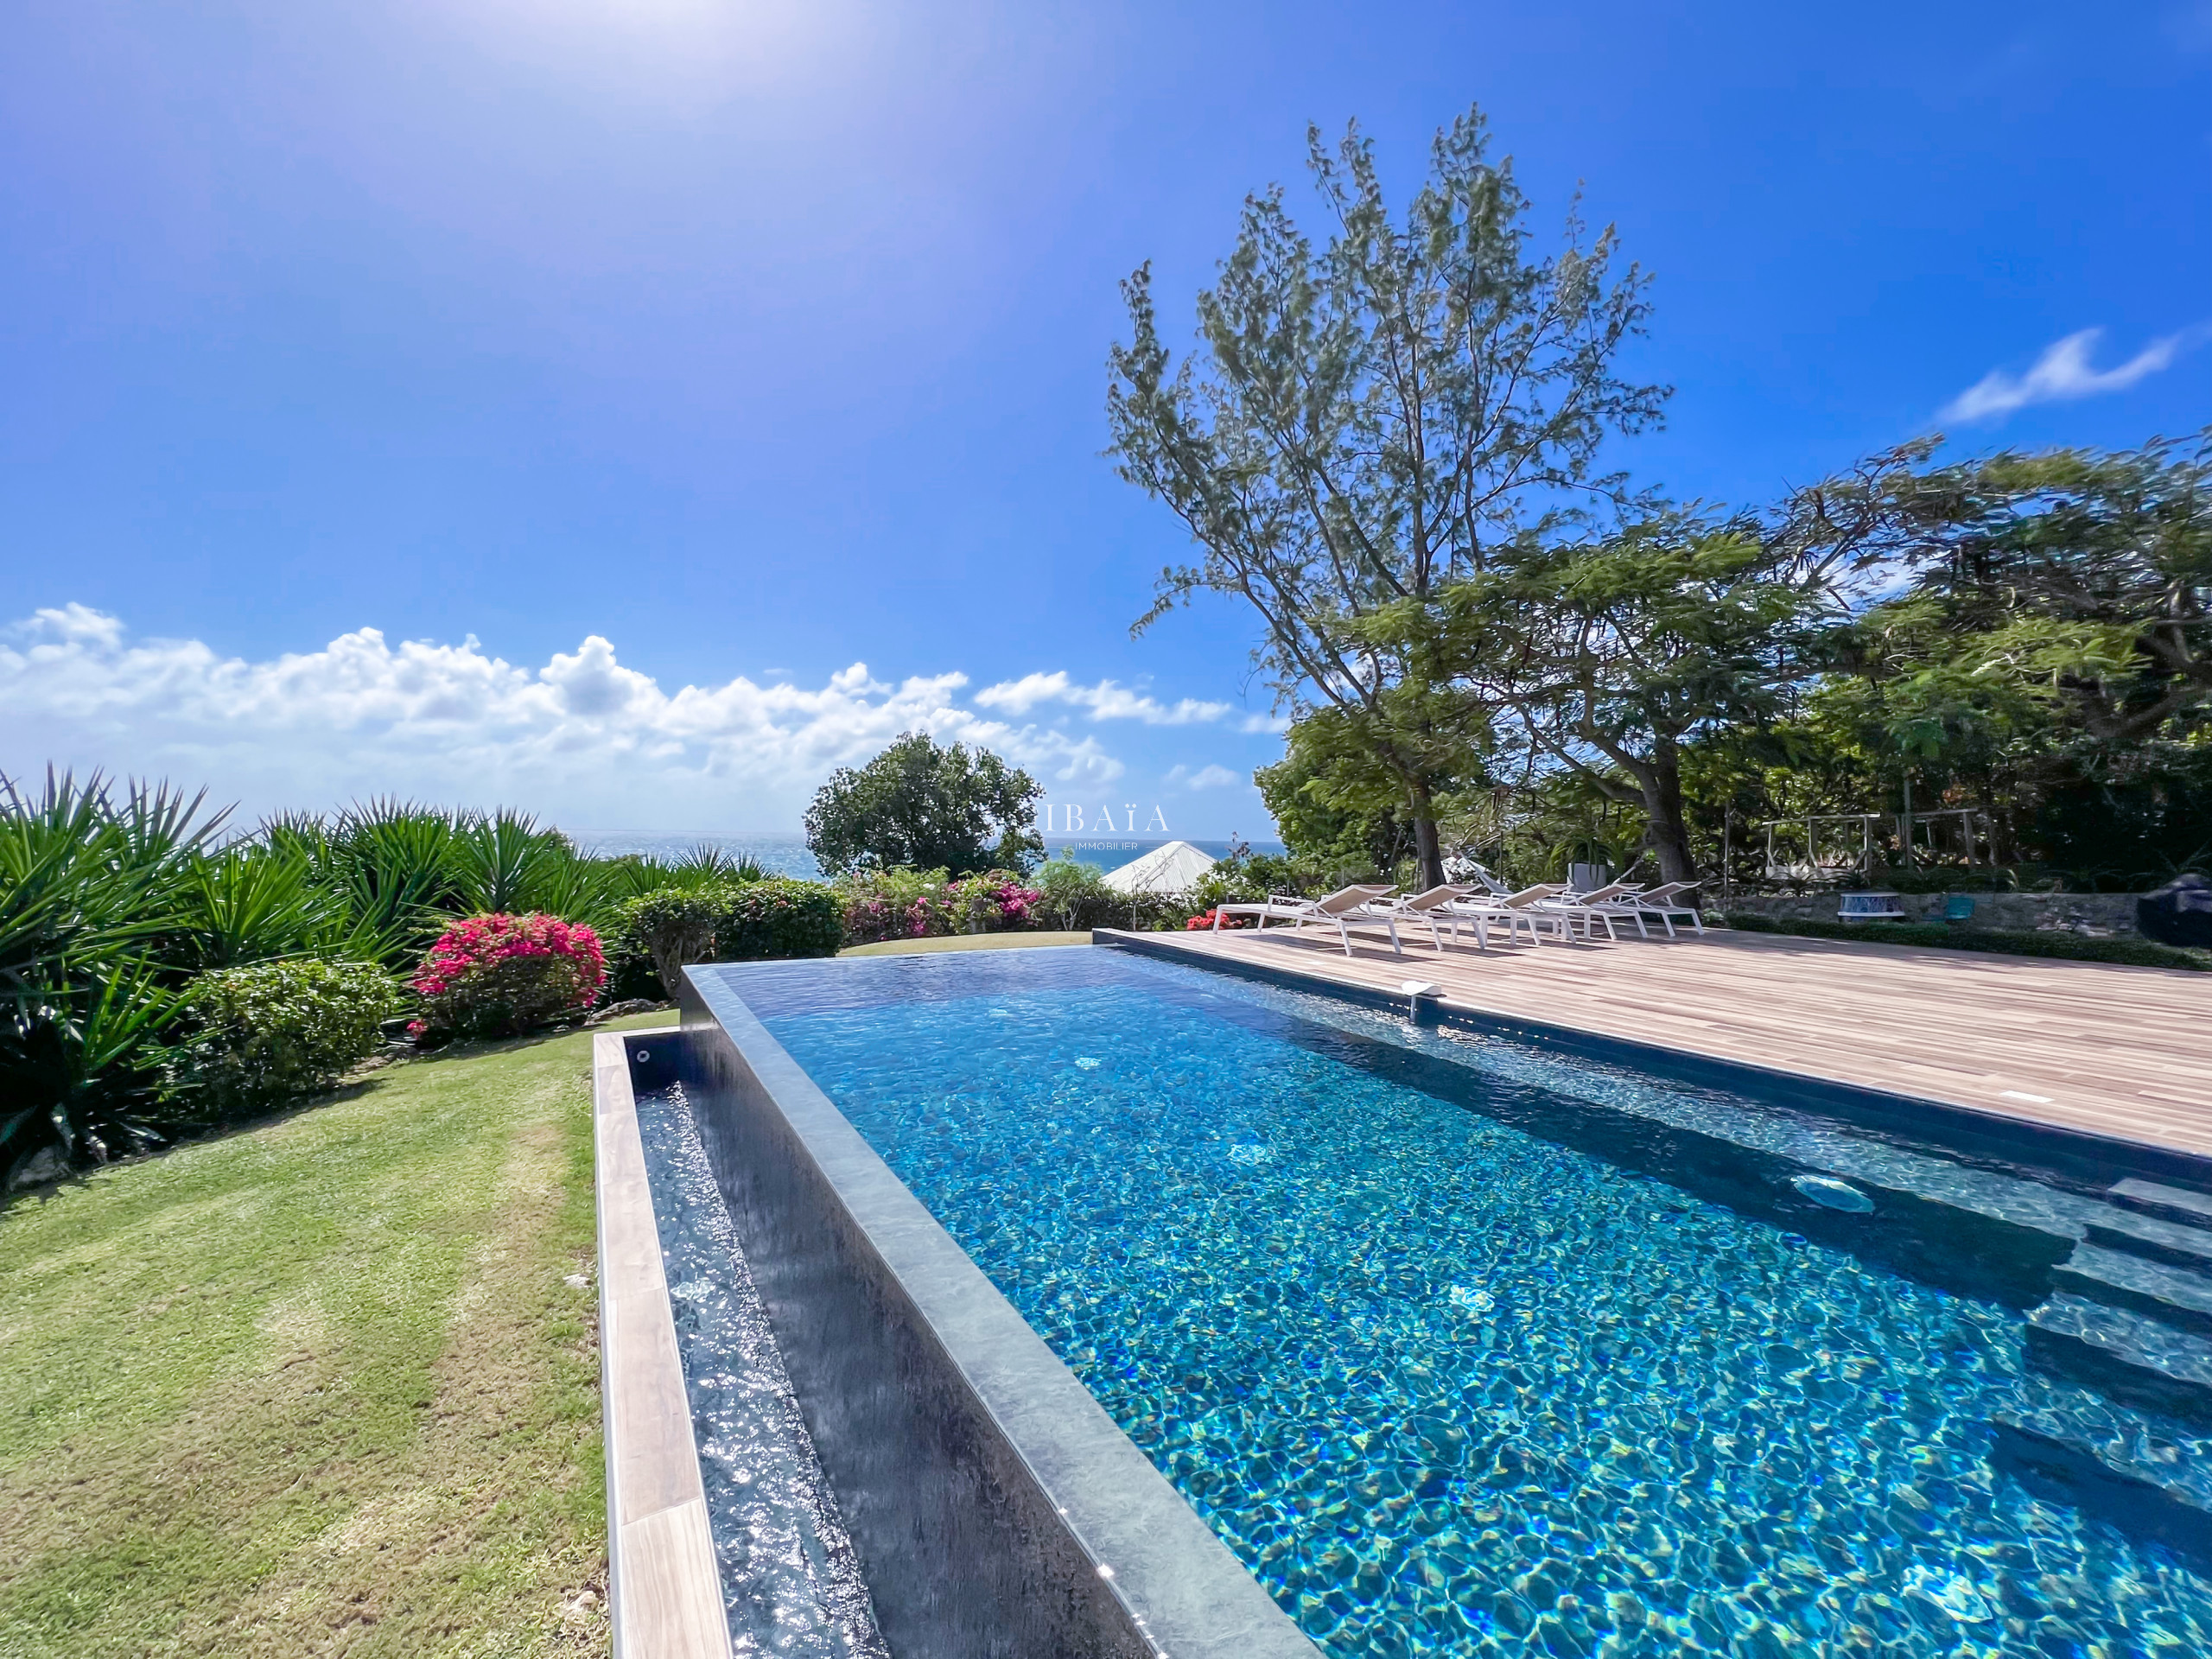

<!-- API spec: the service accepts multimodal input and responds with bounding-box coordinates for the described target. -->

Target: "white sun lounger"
[1535,880,1644,941]
[1614,881,1707,938]
[1443,884,1568,945]
[1212,883,1403,956]
[1372,884,1484,952]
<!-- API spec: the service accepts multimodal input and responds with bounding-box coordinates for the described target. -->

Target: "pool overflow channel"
[594,948,2212,1655]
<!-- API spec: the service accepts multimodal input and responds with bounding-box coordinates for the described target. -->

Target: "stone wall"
[1721,888,2144,938]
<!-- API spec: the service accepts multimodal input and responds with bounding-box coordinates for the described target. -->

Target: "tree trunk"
[1637,744,1697,889]
[1408,781,1446,890]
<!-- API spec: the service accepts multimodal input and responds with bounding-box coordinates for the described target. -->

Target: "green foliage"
[1255,710,1440,874]
[0,771,225,1182]
[711,878,846,962]
[1443,513,1856,883]
[0,777,741,1179]
[809,734,1048,875]
[836,867,1046,946]
[1009,855,1185,932]
[168,959,397,1115]
[607,886,726,1000]
[805,732,1044,877]
[1028,856,1116,931]
[1721,912,2211,972]
[1108,102,1663,881]
[607,876,842,992]
[1780,434,2212,886]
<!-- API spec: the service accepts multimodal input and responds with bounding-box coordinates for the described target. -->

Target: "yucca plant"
[0,770,222,1184]
[180,843,359,969]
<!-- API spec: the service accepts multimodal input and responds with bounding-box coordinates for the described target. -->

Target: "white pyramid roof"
[1101,839,1217,895]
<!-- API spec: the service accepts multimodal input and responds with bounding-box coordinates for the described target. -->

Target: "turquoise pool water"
[742,950,2212,1658]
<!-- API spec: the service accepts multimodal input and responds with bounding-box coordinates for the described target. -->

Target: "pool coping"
[591,1028,734,1659]
[1094,929,2212,1189]
[677,964,1322,1659]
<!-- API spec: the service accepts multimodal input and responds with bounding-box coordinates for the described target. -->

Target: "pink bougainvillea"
[409,912,606,1040]
[1185,907,1252,931]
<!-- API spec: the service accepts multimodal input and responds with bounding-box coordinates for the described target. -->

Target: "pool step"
[2107,1179,2212,1230]
[2082,1205,2212,1271]
[2053,1243,2212,1338]
[1992,1393,2212,1566]
[2025,1294,2212,1424]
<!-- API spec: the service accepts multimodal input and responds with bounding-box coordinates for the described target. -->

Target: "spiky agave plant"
[0,769,223,1184]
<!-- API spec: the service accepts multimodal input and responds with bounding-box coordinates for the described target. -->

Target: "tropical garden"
[0,739,1196,1191]
[8,99,2209,1198]
[2,89,2206,1659]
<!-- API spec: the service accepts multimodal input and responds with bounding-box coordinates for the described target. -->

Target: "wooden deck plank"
[1111,925,2212,1159]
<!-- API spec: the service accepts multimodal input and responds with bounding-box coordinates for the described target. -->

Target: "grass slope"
[0,1015,664,1658]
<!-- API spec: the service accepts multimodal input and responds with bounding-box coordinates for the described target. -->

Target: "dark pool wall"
[671,964,1316,1659]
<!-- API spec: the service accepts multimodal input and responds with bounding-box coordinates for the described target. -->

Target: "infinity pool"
[731,948,2212,1658]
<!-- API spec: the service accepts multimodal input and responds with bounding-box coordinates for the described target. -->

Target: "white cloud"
[1239,712,1292,735]
[1941,326,2200,423]
[975,671,1231,726]
[1165,763,1244,791]
[0,607,1127,827]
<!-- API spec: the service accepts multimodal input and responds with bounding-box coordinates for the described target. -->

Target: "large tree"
[1107,105,1667,887]
[1808,432,2212,880]
[1446,514,1860,885]
[804,733,1044,877]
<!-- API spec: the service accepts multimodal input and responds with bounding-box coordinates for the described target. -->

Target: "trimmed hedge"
[170,959,399,1114]
[1721,912,2212,972]
[716,878,845,960]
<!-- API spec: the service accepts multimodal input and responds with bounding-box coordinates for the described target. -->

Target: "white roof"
[1101,839,1218,895]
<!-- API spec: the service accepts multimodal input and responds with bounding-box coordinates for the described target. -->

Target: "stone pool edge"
[592,1027,734,1659]
[673,963,1321,1659]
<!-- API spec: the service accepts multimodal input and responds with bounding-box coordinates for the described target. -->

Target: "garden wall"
[1722,890,2145,938]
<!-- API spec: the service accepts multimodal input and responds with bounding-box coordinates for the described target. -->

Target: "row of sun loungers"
[1210,879,1707,957]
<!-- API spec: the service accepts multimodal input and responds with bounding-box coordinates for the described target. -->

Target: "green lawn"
[837,931,1097,957]
[0,1014,667,1658]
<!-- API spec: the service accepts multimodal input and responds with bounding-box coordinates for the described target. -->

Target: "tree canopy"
[1108,104,1666,886]
[803,733,1044,878]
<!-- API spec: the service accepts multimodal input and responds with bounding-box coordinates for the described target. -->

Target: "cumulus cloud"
[974,671,1231,726]
[1942,326,2201,423]
[1164,763,1245,791]
[0,607,1129,826]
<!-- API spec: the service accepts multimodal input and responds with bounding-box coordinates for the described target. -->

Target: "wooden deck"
[1109,923,2212,1160]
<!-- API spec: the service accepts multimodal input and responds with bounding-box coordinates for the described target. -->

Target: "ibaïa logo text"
[1040,804,1169,834]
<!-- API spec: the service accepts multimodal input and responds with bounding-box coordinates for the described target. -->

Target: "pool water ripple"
[759,957,2212,1659]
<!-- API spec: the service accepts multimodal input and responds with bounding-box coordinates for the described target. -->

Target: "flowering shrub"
[838,866,949,944]
[410,912,606,1041]
[838,868,1046,944]
[1185,907,1254,931]
[949,874,1043,932]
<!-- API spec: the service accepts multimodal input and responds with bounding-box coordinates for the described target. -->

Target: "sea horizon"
[562,829,1285,880]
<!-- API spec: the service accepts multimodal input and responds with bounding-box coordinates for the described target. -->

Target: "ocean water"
[564,830,824,878]
[737,950,2212,1659]
[563,830,1286,879]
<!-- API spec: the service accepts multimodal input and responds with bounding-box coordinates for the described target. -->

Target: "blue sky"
[3,0,2207,838]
